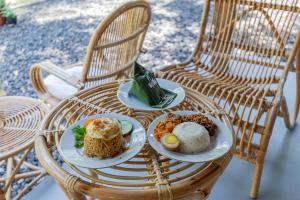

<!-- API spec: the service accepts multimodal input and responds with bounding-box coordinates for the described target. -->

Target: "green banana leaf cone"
[128,63,177,108]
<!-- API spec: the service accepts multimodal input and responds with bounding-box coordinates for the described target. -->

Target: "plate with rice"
[59,113,146,169]
[147,111,233,163]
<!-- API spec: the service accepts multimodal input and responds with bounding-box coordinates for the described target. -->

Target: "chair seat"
[162,66,277,108]
[44,66,82,99]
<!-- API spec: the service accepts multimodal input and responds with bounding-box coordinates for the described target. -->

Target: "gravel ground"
[0,0,203,97]
[0,0,203,197]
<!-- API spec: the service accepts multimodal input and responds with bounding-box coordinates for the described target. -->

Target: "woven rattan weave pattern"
[0,96,48,200]
[30,0,151,107]
[157,0,300,198]
[35,81,233,200]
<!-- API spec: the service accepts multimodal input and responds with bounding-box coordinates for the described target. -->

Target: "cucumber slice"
[120,120,133,135]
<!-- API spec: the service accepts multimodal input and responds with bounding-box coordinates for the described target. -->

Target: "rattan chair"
[30,0,151,106]
[158,0,300,198]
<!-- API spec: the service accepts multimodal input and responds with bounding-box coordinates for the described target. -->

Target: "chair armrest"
[30,61,84,105]
[154,64,181,78]
[31,61,84,89]
[157,58,193,72]
[156,64,178,72]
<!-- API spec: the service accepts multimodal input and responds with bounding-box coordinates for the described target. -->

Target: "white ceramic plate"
[147,111,233,163]
[117,78,185,111]
[59,113,146,169]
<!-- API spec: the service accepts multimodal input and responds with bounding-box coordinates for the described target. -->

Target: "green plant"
[0,0,6,16]
[3,6,16,18]
[0,0,5,9]
[0,0,16,19]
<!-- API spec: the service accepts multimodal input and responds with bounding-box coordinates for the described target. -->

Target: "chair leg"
[296,47,300,115]
[249,104,278,198]
[281,97,293,129]
[280,93,299,130]
[285,47,300,129]
[250,163,264,199]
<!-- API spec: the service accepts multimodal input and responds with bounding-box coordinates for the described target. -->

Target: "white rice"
[173,122,210,154]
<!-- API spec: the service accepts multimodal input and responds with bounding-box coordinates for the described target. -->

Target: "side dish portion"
[154,113,217,154]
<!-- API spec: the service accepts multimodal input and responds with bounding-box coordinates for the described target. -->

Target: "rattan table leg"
[5,158,13,200]
[0,146,47,200]
[66,189,86,200]
[51,178,85,200]
[51,180,72,200]
[86,170,98,200]
[64,175,86,200]
[4,149,31,192]
[14,172,46,200]
[88,170,98,184]
[86,195,93,200]
[176,190,207,200]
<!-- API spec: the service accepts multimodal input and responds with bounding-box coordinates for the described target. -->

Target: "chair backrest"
[192,0,300,85]
[82,1,151,87]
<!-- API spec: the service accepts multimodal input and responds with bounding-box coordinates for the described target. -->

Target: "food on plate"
[160,133,180,151]
[181,114,217,136]
[154,120,176,140]
[154,113,217,153]
[72,125,86,148]
[154,113,217,140]
[120,120,133,135]
[83,118,125,159]
[71,119,94,149]
[173,122,210,153]
[83,119,93,128]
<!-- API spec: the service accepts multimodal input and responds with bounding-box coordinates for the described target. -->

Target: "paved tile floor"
[24,76,300,200]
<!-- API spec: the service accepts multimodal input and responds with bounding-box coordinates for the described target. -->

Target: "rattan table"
[0,96,48,200]
[35,81,233,200]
